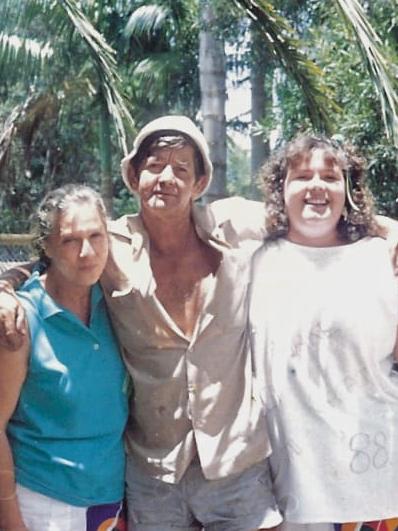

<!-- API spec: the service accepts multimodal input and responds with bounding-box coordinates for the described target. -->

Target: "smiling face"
[284,148,346,246]
[44,202,109,289]
[130,144,206,217]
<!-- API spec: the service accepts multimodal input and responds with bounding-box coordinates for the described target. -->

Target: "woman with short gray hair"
[0,184,128,531]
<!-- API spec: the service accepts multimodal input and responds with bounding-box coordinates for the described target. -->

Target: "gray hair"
[33,184,107,265]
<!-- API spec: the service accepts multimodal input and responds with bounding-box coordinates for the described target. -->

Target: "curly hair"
[260,134,379,242]
[32,184,108,266]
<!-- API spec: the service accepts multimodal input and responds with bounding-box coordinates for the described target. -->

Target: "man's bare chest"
[151,251,220,338]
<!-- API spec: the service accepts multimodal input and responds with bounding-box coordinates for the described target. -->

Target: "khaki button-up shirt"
[101,198,271,483]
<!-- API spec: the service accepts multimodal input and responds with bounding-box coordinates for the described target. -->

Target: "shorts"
[125,455,282,531]
[16,483,125,530]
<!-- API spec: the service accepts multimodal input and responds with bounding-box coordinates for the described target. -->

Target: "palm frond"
[131,53,180,102]
[134,52,181,80]
[0,105,23,176]
[0,33,53,63]
[0,0,62,41]
[335,0,398,147]
[60,0,134,153]
[232,0,340,134]
[124,5,169,41]
[0,3,55,80]
[0,95,36,177]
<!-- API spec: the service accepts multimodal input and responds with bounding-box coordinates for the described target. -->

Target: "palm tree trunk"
[98,91,113,215]
[199,0,227,202]
[250,27,270,184]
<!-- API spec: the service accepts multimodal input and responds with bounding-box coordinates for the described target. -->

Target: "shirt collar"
[20,271,103,321]
[108,203,231,250]
[105,204,233,299]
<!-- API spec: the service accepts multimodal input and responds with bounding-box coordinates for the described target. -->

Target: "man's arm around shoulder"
[0,261,36,351]
[207,197,267,244]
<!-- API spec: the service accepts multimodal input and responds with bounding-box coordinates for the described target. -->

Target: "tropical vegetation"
[0,0,396,234]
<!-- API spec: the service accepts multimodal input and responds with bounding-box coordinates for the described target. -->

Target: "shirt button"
[188,384,196,393]
[93,343,100,351]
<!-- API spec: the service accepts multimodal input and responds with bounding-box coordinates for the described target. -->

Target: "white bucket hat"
[121,115,213,197]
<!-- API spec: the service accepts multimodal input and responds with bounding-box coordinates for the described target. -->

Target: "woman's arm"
[0,336,29,531]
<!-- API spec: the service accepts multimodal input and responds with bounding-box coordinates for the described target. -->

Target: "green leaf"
[60,0,134,153]
[231,0,340,133]
[335,0,398,147]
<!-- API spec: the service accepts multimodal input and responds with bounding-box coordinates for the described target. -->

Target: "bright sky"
[225,68,251,151]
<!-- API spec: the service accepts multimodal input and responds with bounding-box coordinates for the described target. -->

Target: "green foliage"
[334,0,398,147]
[123,0,201,123]
[113,187,140,216]
[1,0,397,229]
[226,140,250,194]
[232,0,341,133]
[0,0,137,229]
[0,0,207,230]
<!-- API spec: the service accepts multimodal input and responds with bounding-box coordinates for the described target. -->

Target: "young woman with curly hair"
[262,134,378,242]
[249,134,398,531]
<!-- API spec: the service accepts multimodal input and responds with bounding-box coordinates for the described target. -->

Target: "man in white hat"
[0,115,281,531]
[101,115,281,530]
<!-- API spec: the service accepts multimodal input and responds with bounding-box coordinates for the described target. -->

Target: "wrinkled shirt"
[100,198,271,483]
[250,237,398,522]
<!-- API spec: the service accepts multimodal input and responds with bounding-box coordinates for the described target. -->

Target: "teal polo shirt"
[7,272,128,506]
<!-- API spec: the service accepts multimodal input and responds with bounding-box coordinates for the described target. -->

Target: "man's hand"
[375,215,398,275]
[390,244,398,276]
[0,282,26,351]
[0,261,36,350]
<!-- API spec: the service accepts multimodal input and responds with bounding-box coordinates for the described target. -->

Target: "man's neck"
[140,204,220,339]
[141,207,199,256]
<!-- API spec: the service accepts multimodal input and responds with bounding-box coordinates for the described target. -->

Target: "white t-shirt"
[249,237,398,523]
